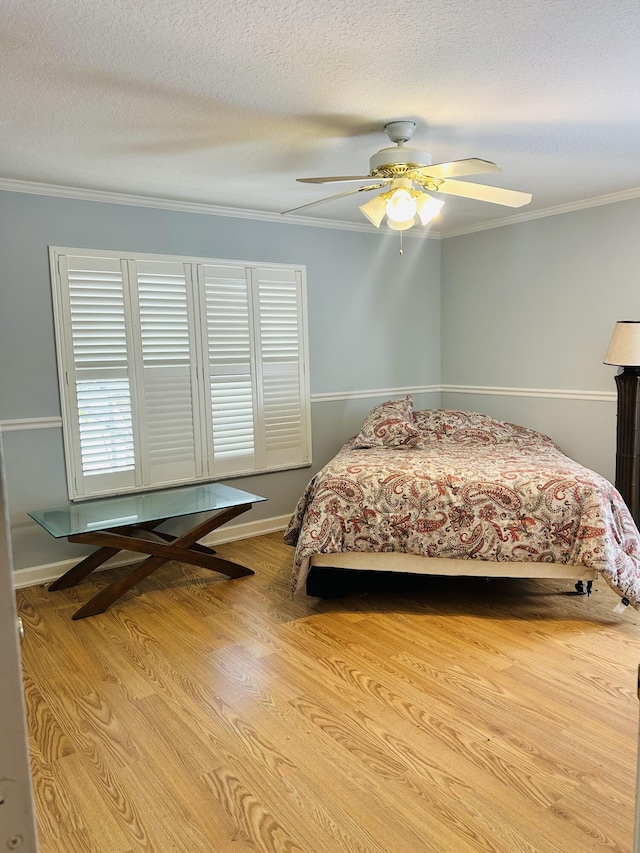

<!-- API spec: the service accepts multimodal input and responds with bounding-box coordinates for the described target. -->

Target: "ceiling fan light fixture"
[359,193,387,228]
[416,193,445,226]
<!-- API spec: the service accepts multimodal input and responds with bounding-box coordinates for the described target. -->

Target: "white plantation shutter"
[255,268,309,469]
[133,260,201,486]
[56,254,138,497]
[51,248,311,500]
[199,264,256,476]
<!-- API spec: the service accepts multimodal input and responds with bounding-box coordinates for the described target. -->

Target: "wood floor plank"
[116,757,226,851]
[21,671,76,762]
[49,752,138,851]
[27,741,82,844]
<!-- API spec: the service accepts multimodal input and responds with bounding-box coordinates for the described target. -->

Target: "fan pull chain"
[399,231,403,255]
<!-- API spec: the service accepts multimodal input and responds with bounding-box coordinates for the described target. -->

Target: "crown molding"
[3,176,640,239]
[440,187,640,238]
[0,177,437,239]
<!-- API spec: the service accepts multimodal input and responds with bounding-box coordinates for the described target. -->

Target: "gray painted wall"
[441,197,640,482]
[0,190,441,570]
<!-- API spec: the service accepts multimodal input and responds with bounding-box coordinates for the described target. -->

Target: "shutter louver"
[136,260,198,485]
[66,256,136,494]
[201,265,256,475]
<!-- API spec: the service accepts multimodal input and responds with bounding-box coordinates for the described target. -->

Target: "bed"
[284,398,640,610]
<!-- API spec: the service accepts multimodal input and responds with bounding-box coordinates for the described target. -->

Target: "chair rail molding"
[311,385,440,403]
[0,384,615,436]
[0,416,63,432]
[440,384,615,403]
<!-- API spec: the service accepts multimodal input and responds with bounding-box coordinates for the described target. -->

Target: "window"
[50,248,311,500]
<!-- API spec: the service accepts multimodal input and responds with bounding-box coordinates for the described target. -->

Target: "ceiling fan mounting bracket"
[384,120,417,145]
[371,121,432,174]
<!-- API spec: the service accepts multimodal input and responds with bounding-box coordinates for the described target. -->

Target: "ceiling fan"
[283,120,532,235]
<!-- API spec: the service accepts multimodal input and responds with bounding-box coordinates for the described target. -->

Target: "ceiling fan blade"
[435,178,532,208]
[282,183,387,215]
[414,158,501,180]
[297,175,378,184]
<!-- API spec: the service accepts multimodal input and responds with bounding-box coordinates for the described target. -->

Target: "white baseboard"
[12,513,291,590]
[203,513,290,546]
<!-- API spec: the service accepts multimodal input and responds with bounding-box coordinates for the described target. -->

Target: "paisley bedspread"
[284,408,640,607]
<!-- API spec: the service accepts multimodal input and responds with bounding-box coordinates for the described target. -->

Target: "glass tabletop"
[28,482,267,538]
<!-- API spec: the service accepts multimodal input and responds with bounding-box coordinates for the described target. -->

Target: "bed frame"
[308,552,597,597]
[310,552,598,580]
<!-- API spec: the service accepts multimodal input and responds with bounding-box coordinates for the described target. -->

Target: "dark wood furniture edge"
[614,367,640,527]
[49,519,169,591]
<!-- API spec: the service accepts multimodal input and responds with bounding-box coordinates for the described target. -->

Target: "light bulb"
[385,189,417,223]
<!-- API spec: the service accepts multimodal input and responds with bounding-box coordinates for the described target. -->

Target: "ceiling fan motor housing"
[369,146,433,178]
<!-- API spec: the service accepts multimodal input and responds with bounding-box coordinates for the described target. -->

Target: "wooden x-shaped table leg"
[50,504,254,620]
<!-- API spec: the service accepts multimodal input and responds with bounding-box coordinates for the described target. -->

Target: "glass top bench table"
[29,483,267,621]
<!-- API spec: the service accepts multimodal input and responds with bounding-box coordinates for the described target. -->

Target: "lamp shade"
[359,194,387,228]
[604,321,640,366]
[415,193,445,226]
[387,216,415,231]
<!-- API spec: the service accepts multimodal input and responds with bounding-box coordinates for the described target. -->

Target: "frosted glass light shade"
[416,193,444,225]
[604,321,640,366]
[387,216,416,231]
[359,194,387,228]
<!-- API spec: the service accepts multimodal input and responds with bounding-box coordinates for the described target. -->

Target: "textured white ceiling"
[1,0,639,234]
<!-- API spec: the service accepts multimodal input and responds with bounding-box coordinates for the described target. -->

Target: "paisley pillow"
[353,396,421,448]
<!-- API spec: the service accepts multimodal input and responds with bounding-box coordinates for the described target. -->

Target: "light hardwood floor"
[16,532,640,852]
